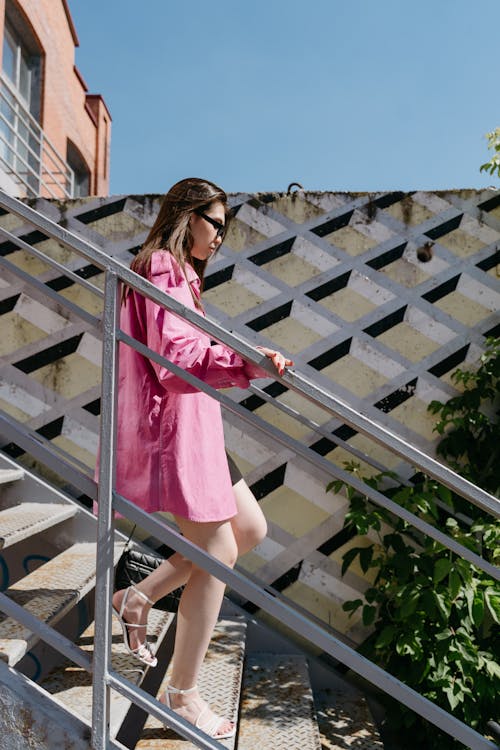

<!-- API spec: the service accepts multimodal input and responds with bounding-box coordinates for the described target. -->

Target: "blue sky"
[70,0,500,197]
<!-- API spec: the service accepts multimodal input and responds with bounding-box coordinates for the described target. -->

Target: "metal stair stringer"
[0,657,128,750]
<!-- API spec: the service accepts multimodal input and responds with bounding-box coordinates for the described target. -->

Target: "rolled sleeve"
[146,286,260,393]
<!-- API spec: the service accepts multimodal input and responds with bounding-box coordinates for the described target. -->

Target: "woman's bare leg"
[230,478,267,553]
[111,553,190,656]
[112,479,266,656]
[164,516,238,735]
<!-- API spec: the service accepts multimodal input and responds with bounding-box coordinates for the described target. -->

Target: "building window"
[67,141,90,198]
[0,11,42,195]
[3,24,38,106]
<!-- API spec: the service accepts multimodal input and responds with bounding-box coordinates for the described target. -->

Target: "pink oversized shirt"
[114,250,265,522]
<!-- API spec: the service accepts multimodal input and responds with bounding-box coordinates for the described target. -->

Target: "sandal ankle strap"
[167,683,198,695]
[130,585,154,606]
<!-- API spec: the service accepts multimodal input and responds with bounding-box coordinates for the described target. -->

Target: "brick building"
[0,0,110,198]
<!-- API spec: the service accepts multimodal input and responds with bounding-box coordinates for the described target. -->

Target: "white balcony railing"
[0,73,74,199]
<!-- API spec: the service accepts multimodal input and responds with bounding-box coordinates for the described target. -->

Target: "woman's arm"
[144,287,285,393]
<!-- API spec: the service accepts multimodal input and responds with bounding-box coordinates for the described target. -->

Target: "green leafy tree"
[428,337,500,501]
[480,128,500,179]
[332,339,500,749]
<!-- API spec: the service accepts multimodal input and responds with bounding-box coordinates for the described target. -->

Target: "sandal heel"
[161,684,235,739]
[112,587,157,667]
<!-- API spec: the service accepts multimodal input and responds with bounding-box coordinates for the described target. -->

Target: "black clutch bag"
[115,544,184,613]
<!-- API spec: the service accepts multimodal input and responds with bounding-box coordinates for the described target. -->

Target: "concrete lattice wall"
[1,189,499,644]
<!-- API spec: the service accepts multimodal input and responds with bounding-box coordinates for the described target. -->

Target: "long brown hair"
[126,178,230,307]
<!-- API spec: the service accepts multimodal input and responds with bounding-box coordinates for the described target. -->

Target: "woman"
[110,177,292,739]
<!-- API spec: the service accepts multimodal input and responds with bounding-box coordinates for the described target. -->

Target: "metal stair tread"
[314,687,383,749]
[0,501,77,549]
[237,653,321,750]
[0,541,123,665]
[135,616,247,749]
[39,607,175,736]
[0,467,24,484]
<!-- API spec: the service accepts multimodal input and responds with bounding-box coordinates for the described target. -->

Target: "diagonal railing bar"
[0,551,205,748]
[0,412,97,500]
[1,190,499,749]
[0,189,498,519]
[0,428,494,750]
[247,382,395,477]
[118,330,500,582]
[0,253,101,328]
[0,591,92,671]
[247,383,463,498]
[0,189,497,520]
[108,671,228,750]
[0,223,104,297]
[113,492,498,750]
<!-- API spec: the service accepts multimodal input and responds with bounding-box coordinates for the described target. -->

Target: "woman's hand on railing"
[256,346,294,376]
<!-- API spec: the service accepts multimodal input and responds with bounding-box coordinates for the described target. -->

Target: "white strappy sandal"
[161,684,236,739]
[112,585,158,667]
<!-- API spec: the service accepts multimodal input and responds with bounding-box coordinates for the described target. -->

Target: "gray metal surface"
[0,501,77,549]
[0,660,128,750]
[119,334,500,582]
[0,542,111,665]
[0,189,497,519]
[0,188,497,749]
[0,414,98,501]
[136,617,247,750]
[0,223,104,297]
[114,493,499,750]
[315,687,383,749]
[92,270,121,749]
[40,608,174,736]
[237,654,321,750]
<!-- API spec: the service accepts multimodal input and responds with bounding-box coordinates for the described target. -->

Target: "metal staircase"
[0,451,381,750]
[0,190,498,750]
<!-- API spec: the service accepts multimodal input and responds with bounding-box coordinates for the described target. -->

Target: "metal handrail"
[247,381,396,476]
[0,251,101,329]
[0,412,98,499]
[117,328,499,581]
[0,188,497,518]
[0,188,498,750]
[0,222,104,298]
[109,491,498,750]
[0,210,462,487]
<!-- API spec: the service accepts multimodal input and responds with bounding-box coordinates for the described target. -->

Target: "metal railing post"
[91,270,120,750]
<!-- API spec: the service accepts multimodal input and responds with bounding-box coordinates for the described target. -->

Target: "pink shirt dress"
[114,250,265,522]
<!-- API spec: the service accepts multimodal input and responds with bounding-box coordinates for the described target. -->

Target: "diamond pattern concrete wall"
[1,189,499,644]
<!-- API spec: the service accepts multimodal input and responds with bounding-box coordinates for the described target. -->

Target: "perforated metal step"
[39,608,175,736]
[0,501,77,549]
[135,616,247,749]
[0,541,123,665]
[237,654,321,750]
[315,687,383,749]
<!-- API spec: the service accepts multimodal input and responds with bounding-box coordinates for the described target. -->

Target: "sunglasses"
[195,210,226,239]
